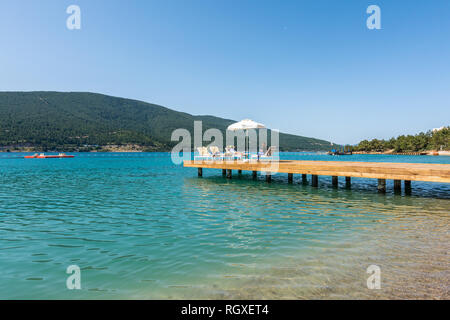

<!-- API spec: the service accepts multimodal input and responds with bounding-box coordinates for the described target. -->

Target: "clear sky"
[0,0,449,144]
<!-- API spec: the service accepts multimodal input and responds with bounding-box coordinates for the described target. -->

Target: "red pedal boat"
[25,153,75,159]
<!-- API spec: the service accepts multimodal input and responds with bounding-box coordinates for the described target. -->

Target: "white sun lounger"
[194,147,213,161]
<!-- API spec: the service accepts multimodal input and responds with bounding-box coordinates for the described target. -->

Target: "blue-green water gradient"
[0,153,448,299]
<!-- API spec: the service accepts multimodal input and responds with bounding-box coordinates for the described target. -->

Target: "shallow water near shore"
[0,152,448,299]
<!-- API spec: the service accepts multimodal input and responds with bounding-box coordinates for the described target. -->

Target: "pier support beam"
[222,169,226,177]
[311,175,318,187]
[332,176,338,187]
[252,171,257,179]
[226,169,232,179]
[198,168,203,177]
[238,170,242,175]
[266,173,272,183]
[345,176,351,188]
[288,173,293,183]
[302,174,308,184]
[404,180,412,195]
[378,179,386,193]
[394,180,402,193]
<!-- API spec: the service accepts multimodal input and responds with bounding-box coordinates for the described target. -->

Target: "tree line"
[354,127,449,152]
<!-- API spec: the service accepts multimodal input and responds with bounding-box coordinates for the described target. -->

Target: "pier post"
[378,179,386,193]
[311,175,318,187]
[302,174,308,184]
[238,170,242,175]
[288,173,293,183]
[332,176,338,187]
[226,169,232,179]
[404,180,411,195]
[345,176,351,188]
[252,171,257,179]
[222,169,226,177]
[394,180,402,193]
[198,168,203,177]
[266,173,272,183]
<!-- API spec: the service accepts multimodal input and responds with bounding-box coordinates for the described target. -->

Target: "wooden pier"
[184,160,450,193]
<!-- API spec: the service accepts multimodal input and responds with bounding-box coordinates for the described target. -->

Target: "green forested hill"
[0,92,333,151]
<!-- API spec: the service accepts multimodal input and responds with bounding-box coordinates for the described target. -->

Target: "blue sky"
[0,0,449,144]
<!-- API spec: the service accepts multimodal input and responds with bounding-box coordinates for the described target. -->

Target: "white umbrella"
[227,119,266,157]
[227,119,266,131]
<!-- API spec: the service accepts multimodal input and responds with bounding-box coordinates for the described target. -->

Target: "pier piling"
[302,174,308,184]
[226,169,232,179]
[252,171,257,179]
[312,175,318,187]
[345,176,351,188]
[332,176,338,187]
[198,168,203,177]
[394,180,402,193]
[288,173,293,183]
[378,179,386,193]
[266,173,272,183]
[404,180,412,195]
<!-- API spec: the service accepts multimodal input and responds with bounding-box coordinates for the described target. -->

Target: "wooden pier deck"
[183,160,450,192]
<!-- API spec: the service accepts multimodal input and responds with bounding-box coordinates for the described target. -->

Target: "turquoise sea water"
[0,152,449,299]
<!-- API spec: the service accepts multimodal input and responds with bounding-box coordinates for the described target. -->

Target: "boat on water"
[327,149,353,156]
[327,143,354,156]
[327,150,353,156]
[24,153,75,159]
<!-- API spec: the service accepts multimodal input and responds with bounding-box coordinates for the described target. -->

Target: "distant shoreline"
[353,150,450,156]
[2,147,449,156]
[0,144,327,153]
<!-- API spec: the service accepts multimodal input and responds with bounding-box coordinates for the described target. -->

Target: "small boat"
[327,150,353,156]
[24,153,75,159]
[327,149,353,156]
